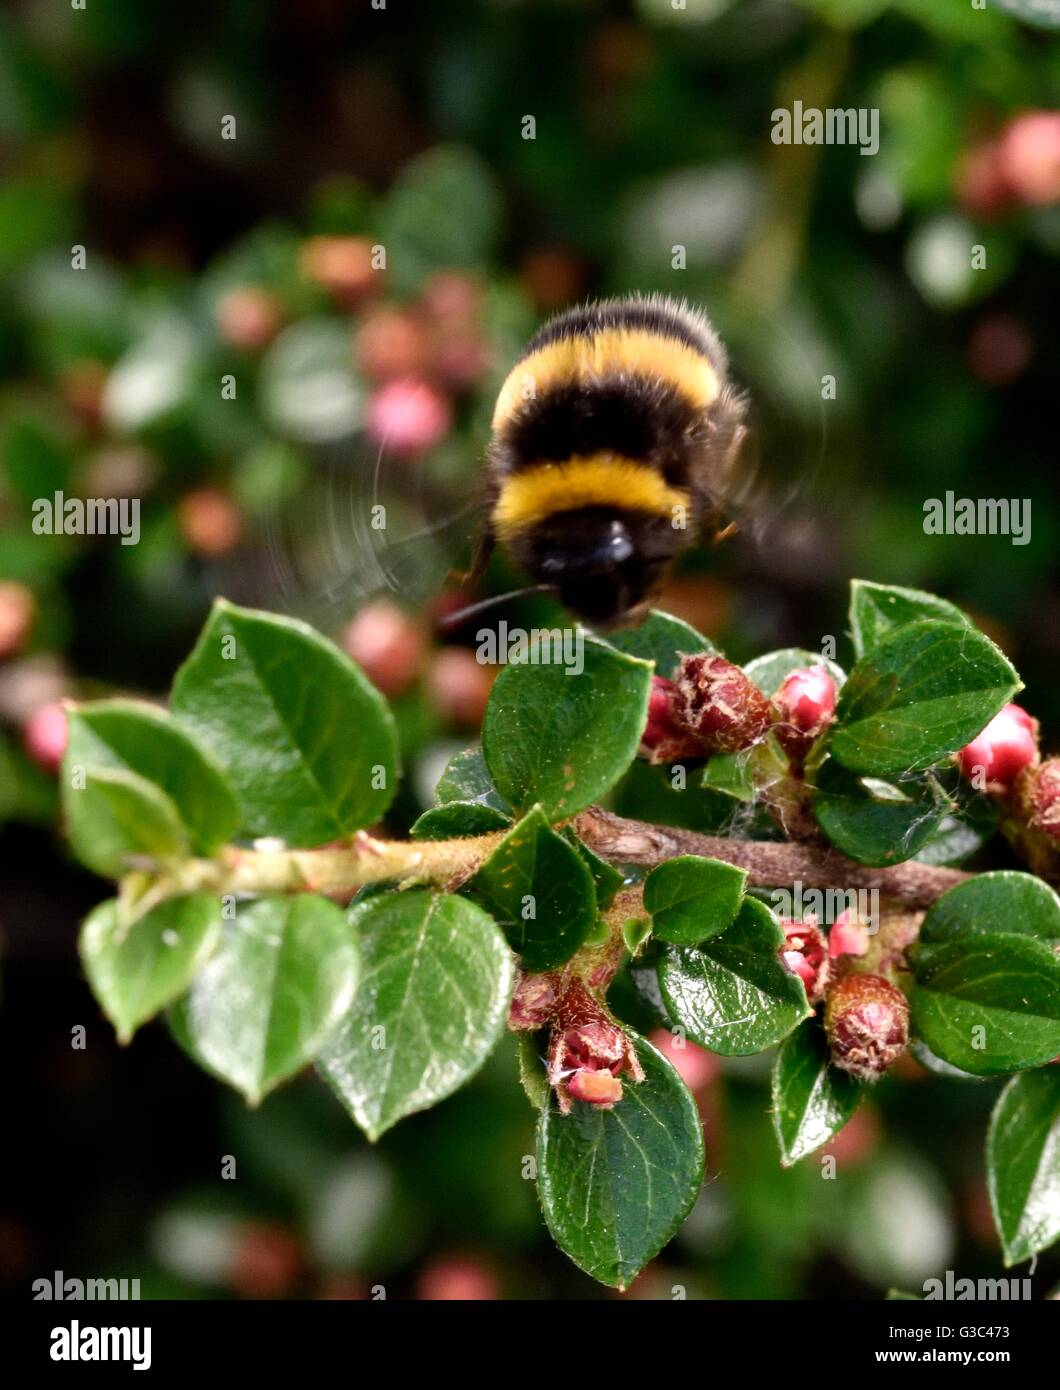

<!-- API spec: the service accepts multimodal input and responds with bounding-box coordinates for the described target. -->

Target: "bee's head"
[516,507,681,628]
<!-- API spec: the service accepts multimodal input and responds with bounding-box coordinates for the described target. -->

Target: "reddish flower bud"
[957,702,1038,790]
[416,1255,499,1301]
[177,488,242,556]
[299,235,380,305]
[638,674,707,764]
[364,378,451,455]
[648,1028,718,1093]
[425,647,493,729]
[772,663,837,758]
[0,582,36,660]
[999,111,1060,208]
[955,140,1011,219]
[824,974,909,1082]
[829,909,871,960]
[216,287,283,350]
[547,978,644,1115]
[507,971,559,1031]
[419,272,483,327]
[23,701,68,774]
[342,600,424,697]
[1029,759,1060,842]
[354,307,432,381]
[229,1222,304,1299]
[673,653,772,755]
[779,920,830,1003]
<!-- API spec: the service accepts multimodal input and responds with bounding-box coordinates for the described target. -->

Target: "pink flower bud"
[507,971,559,1031]
[547,978,644,1115]
[0,582,36,660]
[955,140,1011,218]
[177,488,243,556]
[673,653,772,755]
[772,663,837,759]
[828,910,871,960]
[1030,759,1060,842]
[648,1028,718,1093]
[229,1222,304,1299]
[957,702,1038,790]
[638,674,708,765]
[779,920,830,1003]
[999,111,1060,208]
[354,307,431,381]
[23,701,68,774]
[824,974,909,1082]
[425,648,494,729]
[216,287,283,350]
[416,1255,499,1301]
[342,600,424,697]
[364,378,451,455]
[299,235,380,305]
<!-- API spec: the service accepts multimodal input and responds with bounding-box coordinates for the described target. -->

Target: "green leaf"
[914,802,999,866]
[658,896,811,1054]
[80,895,222,1044]
[987,1070,1060,1266]
[482,635,652,819]
[536,1035,704,1289]
[64,764,189,877]
[849,579,970,659]
[410,802,510,839]
[920,872,1060,948]
[604,609,714,677]
[830,619,1020,777]
[170,895,360,1104]
[701,734,790,803]
[909,934,1060,1076]
[643,854,747,946]
[467,806,596,970]
[516,1033,551,1113]
[771,1020,863,1166]
[566,832,626,911]
[744,647,846,697]
[434,745,512,813]
[318,891,513,1140]
[171,600,399,846]
[65,700,237,853]
[813,761,946,866]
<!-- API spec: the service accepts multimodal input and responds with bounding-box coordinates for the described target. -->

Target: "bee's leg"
[449,525,495,587]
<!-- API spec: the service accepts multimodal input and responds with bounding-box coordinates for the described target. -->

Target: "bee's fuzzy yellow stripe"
[492,455,689,538]
[492,327,718,430]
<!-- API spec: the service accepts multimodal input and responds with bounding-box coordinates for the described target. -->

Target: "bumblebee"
[478,295,748,628]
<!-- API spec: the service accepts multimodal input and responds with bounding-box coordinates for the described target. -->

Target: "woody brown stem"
[571,807,970,909]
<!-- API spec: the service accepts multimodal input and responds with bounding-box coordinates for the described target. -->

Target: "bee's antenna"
[438,584,559,633]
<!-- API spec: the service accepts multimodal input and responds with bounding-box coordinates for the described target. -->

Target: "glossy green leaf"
[658,896,811,1054]
[910,934,1060,1076]
[701,734,790,803]
[64,764,189,877]
[920,871,1060,947]
[65,700,237,853]
[467,806,596,970]
[771,1020,863,1166]
[80,895,222,1044]
[318,891,513,1140]
[434,745,512,813]
[987,1070,1060,1266]
[643,854,747,946]
[849,579,970,659]
[170,895,360,1104]
[605,609,714,677]
[410,802,511,839]
[171,600,399,846]
[516,1032,551,1113]
[813,762,945,866]
[482,636,652,819]
[566,832,626,911]
[536,1035,704,1288]
[831,619,1020,777]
